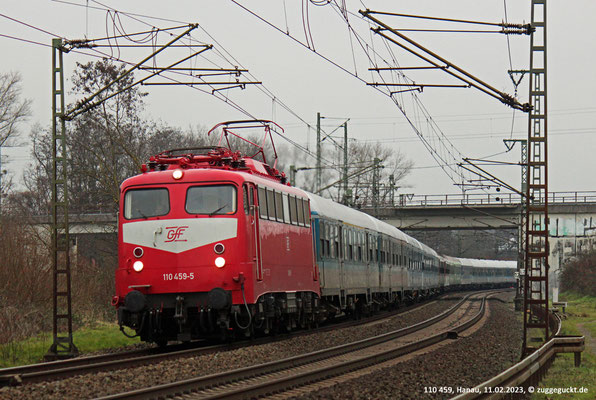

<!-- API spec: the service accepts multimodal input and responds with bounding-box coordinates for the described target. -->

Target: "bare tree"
[0,72,31,206]
[0,72,30,148]
[23,59,211,215]
[282,139,413,206]
[348,142,413,207]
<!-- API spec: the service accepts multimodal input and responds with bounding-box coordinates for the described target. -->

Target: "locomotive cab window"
[186,185,237,215]
[243,185,251,215]
[124,188,170,219]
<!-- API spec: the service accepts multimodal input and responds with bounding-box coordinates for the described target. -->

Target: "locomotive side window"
[296,198,305,226]
[274,191,284,222]
[266,189,276,220]
[303,199,311,225]
[289,196,298,224]
[258,187,268,218]
[282,193,291,223]
[186,185,236,215]
[124,188,169,219]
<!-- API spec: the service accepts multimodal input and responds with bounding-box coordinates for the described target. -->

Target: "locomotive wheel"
[155,338,168,348]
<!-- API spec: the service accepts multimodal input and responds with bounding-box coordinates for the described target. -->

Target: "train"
[112,120,516,345]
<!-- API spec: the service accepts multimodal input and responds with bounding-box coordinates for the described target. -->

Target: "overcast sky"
[1,0,595,197]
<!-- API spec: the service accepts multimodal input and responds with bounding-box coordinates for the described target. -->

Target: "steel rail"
[0,292,457,386]
[93,290,505,400]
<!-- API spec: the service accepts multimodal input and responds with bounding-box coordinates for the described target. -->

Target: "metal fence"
[386,191,596,208]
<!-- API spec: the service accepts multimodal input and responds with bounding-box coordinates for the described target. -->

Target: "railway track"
[0,291,459,386]
[93,290,503,400]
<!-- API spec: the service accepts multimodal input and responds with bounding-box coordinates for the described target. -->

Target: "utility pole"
[523,0,549,357]
[505,139,528,311]
[389,174,396,206]
[289,165,296,185]
[316,112,322,193]
[46,38,78,360]
[372,157,381,214]
[342,122,349,205]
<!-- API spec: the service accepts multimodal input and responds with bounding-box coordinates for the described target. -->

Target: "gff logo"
[165,226,189,242]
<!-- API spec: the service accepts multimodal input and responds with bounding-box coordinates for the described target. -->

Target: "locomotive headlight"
[214,257,226,268]
[133,260,144,272]
[172,169,184,180]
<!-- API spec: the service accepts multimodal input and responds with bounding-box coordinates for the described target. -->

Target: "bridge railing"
[381,191,596,207]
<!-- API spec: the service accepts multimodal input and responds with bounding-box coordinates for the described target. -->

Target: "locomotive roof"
[121,166,308,197]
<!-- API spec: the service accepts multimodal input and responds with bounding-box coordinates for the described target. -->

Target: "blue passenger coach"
[307,192,515,316]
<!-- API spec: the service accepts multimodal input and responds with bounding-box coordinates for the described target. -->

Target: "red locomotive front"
[113,121,321,344]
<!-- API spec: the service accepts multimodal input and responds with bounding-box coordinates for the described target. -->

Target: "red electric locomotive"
[113,121,322,344]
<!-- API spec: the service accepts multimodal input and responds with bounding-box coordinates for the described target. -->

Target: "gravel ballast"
[0,296,464,399]
[289,292,522,400]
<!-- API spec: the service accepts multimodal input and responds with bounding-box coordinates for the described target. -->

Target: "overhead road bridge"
[365,191,596,231]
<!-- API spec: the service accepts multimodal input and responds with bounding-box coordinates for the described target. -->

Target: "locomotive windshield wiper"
[208,204,228,216]
[136,208,149,219]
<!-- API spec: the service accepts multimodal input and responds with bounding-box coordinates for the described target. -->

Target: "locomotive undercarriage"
[118,283,510,345]
[118,289,326,345]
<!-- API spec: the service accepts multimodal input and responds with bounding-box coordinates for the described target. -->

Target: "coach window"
[373,238,377,262]
[347,230,353,261]
[186,185,236,215]
[334,226,340,259]
[258,187,268,219]
[274,191,284,222]
[319,221,326,258]
[343,228,348,260]
[328,225,334,258]
[124,188,169,219]
[358,242,363,262]
[325,224,331,256]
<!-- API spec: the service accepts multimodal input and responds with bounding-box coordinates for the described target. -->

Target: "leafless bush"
[72,255,117,324]
[0,216,52,343]
[560,250,596,296]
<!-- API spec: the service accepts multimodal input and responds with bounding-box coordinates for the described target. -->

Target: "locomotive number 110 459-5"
[163,273,195,281]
